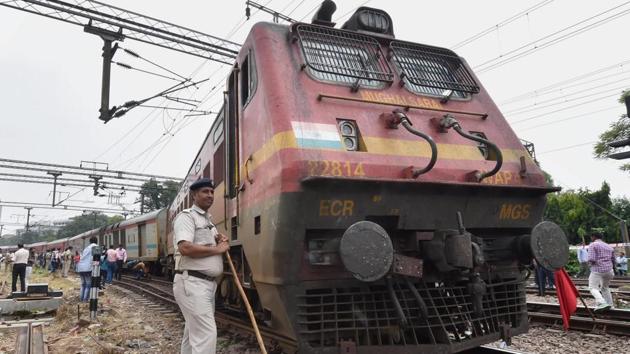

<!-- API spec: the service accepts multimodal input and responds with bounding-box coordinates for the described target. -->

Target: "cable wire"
[474,1,630,73]
[451,0,554,50]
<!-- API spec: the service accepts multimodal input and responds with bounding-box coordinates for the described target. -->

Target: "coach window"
[240,50,257,108]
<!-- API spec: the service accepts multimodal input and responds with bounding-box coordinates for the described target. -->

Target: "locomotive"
[17,2,571,353]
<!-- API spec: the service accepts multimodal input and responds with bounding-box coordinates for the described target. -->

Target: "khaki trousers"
[62,261,70,277]
[173,273,217,354]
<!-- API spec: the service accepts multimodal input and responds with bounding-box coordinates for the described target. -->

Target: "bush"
[565,249,580,276]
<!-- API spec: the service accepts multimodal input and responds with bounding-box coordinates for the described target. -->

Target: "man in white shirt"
[173,178,229,354]
[12,244,29,293]
[577,242,589,277]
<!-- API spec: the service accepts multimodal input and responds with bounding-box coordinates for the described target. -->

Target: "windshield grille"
[390,41,479,95]
[296,24,394,88]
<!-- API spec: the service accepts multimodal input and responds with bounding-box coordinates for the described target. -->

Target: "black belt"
[175,270,215,282]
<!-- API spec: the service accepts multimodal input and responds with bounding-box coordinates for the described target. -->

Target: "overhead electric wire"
[517,106,620,131]
[451,0,554,50]
[116,68,230,171]
[113,61,180,81]
[499,59,630,105]
[508,88,627,122]
[136,105,215,114]
[298,2,323,22]
[537,141,597,155]
[286,0,309,17]
[120,47,189,82]
[333,0,373,22]
[510,92,623,124]
[474,1,630,73]
[504,79,630,115]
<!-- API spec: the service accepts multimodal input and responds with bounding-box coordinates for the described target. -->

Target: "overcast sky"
[0,0,629,235]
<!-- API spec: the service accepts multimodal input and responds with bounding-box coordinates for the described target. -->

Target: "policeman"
[173,177,229,354]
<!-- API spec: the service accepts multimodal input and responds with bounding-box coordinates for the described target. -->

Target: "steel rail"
[113,278,298,352]
[527,301,630,336]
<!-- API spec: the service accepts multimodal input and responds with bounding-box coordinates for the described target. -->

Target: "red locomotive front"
[167,3,570,353]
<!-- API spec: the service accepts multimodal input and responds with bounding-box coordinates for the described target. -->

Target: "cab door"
[225,66,241,241]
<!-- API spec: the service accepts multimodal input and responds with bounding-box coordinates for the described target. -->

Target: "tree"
[544,182,627,244]
[593,90,630,172]
[108,215,125,224]
[139,179,180,212]
[56,212,110,239]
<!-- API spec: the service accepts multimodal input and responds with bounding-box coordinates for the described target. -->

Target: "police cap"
[189,177,215,191]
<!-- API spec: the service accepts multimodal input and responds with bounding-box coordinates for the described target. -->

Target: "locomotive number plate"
[307,160,365,177]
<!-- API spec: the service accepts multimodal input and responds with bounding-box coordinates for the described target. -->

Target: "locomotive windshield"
[295,23,480,98]
[296,24,393,89]
[390,41,480,97]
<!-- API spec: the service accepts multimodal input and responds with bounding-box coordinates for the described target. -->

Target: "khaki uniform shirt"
[173,204,223,277]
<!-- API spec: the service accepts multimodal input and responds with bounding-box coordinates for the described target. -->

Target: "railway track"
[460,345,527,354]
[115,275,630,350]
[14,323,46,354]
[114,276,297,353]
[525,287,630,301]
[527,301,630,336]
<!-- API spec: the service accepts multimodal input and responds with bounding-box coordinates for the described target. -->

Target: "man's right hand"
[216,241,230,254]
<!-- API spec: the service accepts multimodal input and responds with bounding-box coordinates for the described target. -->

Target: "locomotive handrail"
[317,93,489,119]
[440,114,503,182]
[391,110,438,177]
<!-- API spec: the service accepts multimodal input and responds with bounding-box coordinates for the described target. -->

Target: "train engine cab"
[187,2,571,353]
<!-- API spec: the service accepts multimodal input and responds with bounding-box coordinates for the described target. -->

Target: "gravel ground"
[488,325,629,354]
[2,272,626,353]
[0,270,262,354]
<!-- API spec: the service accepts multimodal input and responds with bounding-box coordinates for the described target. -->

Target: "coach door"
[225,66,240,241]
[138,224,146,258]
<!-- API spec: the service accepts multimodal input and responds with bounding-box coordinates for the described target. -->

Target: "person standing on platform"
[77,237,98,302]
[576,242,590,277]
[115,244,127,280]
[173,178,230,354]
[44,250,51,271]
[11,244,29,293]
[62,247,73,278]
[4,252,11,273]
[106,245,117,284]
[587,232,616,311]
[25,248,35,288]
[616,252,627,276]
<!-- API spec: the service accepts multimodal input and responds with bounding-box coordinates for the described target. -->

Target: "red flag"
[554,268,579,330]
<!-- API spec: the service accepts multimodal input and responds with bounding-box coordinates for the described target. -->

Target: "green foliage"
[544,182,630,244]
[0,211,129,246]
[140,179,180,212]
[56,212,110,239]
[542,169,555,187]
[565,250,580,276]
[108,215,125,224]
[593,90,630,172]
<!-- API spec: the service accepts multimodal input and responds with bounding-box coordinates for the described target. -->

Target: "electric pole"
[25,207,33,232]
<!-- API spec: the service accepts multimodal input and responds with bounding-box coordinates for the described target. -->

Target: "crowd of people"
[1,243,129,296]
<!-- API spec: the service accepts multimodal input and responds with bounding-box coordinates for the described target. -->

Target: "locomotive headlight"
[338,120,359,151]
[308,238,340,265]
